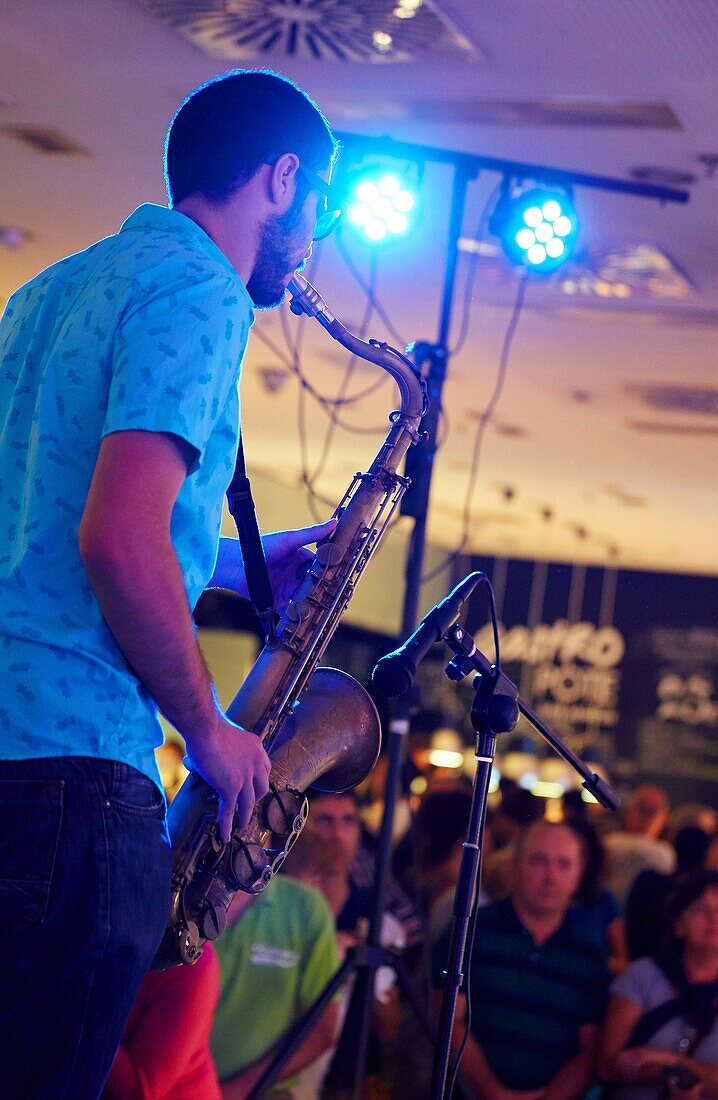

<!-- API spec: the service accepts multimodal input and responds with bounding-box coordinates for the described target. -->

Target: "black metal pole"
[339,160,478,1099]
[348,710,410,1100]
[429,725,495,1099]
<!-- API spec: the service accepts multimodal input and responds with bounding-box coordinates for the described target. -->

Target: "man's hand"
[184,709,271,843]
[615,1046,676,1082]
[211,519,337,610]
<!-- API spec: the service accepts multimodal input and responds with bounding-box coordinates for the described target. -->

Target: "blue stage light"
[345,170,417,244]
[491,186,579,272]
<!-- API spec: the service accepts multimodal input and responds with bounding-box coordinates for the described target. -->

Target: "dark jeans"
[0,756,172,1100]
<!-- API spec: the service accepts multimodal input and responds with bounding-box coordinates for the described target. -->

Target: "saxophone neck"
[288,274,426,425]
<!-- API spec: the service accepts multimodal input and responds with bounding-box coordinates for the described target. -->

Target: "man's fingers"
[233,785,255,832]
[216,795,235,845]
[286,518,337,549]
[254,767,271,803]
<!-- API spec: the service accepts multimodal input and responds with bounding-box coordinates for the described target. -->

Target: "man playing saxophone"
[0,70,340,1099]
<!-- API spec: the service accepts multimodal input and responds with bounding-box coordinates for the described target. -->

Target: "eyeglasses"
[295,162,343,241]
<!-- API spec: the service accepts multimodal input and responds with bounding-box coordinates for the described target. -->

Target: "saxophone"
[154,273,427,967]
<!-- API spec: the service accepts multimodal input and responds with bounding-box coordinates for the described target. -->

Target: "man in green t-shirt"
[212,875,341,1097]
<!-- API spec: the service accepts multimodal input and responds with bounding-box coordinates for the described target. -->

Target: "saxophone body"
[154,275,426,967]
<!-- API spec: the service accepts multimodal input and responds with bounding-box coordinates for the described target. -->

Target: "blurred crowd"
[104,743,718,1099]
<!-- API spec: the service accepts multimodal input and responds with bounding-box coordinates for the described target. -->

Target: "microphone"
[371,572,484,697]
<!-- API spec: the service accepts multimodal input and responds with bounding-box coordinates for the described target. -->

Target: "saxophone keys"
[260,788,306,836]
[199,902,227,942]
[229,839,270,890]
[315,541,343,568]
[177,921,203,965]
[286,597,311,624]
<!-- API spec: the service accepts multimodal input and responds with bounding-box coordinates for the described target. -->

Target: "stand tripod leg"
[247,956,355,1100]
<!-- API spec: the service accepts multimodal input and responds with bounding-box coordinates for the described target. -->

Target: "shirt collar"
[506,897,574,947]
[119,203,254,315]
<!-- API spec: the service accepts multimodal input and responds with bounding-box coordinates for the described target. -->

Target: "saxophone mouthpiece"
[287,274,335,326]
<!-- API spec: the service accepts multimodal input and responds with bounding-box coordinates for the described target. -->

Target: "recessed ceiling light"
[0,225,32,249]
[2,125,88,156]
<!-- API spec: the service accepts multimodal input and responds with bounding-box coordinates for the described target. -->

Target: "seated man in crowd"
[211,874,340,1099]
[303,788,422,949]
[411,783,489,945]
[433,819,611,1100]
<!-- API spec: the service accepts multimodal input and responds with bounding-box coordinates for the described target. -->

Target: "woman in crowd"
[597,870,718,1098]
[564,812,629,975]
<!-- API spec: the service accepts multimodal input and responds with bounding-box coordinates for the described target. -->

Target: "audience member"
[411,783,489,944]
[154,739,188,803]
[626,826,711,961]
[102,947,221,1099]
[597,870,718,1099]
[482,785,543,900]
[564,814,629,975]
[296,790,411,1097]
[668,804,718,845]
[604,785,676,908]
[211,876,340,1099]
[433,820,611,1099]
[305,789,423,948]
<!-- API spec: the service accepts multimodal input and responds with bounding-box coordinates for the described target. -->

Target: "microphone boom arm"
[444,622,620,810]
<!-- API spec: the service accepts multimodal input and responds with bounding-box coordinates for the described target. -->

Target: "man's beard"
[246,195,309,310]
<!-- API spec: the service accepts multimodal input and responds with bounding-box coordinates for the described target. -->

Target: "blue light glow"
[494,187,578,272]
[345,169,418,244]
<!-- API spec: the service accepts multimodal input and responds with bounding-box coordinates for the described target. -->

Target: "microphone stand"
[429,621,620,1099]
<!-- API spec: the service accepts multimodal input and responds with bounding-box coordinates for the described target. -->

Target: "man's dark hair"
[415,786,473,868]
[165,69,338,206]
[309,788,360,809]
[661,869,718,962]
[666,869,718,926]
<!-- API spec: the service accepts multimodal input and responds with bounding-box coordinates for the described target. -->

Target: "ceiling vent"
[561,245,694,303]
[631,165,698,187]
[136,0,478,62]
[409,100,682,128]
[2,125,88,156]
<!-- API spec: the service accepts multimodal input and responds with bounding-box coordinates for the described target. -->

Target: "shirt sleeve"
[297,889,342,1010]
[104,273,250,469]
[611,956,659,1010]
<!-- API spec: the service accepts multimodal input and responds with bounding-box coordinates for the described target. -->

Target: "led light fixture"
[345,170,417,244]
[491,184,579,272]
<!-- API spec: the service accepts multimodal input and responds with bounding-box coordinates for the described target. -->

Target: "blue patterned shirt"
[0,204,254,785]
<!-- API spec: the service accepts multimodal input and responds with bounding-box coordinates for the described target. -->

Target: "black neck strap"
[226,434,277,643]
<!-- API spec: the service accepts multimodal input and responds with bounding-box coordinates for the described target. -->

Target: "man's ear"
[267,152,300,211]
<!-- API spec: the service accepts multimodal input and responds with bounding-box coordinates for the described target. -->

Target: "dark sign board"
[461,557,718,801]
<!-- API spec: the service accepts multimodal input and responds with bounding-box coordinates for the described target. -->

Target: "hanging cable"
[449,181,503,358]
[422,270,529,584]
[335,228,408,348]
[303,252,379,500]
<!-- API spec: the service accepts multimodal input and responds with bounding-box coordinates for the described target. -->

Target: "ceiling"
[2,0,717,580]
